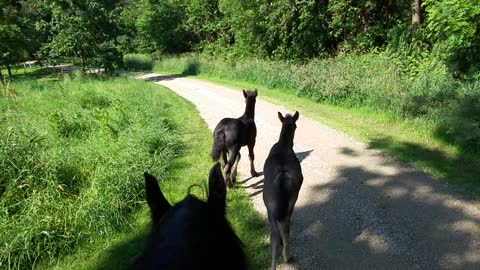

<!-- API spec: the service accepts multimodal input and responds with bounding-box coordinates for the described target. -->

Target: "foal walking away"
[263,111,303,270]
[211,89,259,187]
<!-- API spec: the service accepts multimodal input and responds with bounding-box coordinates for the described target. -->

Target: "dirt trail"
[137,74,480,270]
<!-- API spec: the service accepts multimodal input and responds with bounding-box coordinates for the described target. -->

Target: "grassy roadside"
[1,73,268,269]
[153,60,480,196]
[40,78,269,270]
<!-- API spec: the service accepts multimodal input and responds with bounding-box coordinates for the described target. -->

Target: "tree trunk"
[81,55,86,72]
[0,68,4,81]
[411,0,421,39]
[6,64,12,77]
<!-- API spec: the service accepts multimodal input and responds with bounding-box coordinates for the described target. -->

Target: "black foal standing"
[263,111,303,270]
[211,89,259,187]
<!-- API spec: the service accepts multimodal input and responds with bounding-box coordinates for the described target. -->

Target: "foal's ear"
[144,172,171,224]
[208,162,226,214]
[253,88,258,97]
[243,89,247,98]
[293,111,299,121]
[278,112,285,123]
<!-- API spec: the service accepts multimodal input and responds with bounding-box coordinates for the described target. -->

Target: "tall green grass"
[123,54,153,71]
[0,75,178,268]
[1,73,269,269]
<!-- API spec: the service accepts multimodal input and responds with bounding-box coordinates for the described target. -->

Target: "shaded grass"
[1,74,269,269]
[153,55,480,196]
[1,66,67,82]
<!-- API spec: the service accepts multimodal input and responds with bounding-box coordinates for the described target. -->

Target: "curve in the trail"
[137,73,480,270]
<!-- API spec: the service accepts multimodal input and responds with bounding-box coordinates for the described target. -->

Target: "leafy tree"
[37,0,122,72]
[134,0,188,54]
[327,0,411,51]
[116,0,139,54]
[424,0,480,74]
[182,0,231,53]
[218,0,267,57]
[219,0,413,60]
[0,0,39,77]
[220,0,330,60]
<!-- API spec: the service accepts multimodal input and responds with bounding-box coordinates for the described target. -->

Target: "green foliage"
[156,53,406,111]
[133,0,188,53]
[436,83,480,153]
[0,0,40,75]
[0,77,178,268]
[216,0,412,60]
[123,54,153,71]
[424,0,480,74]
[4,0,480,78]
[218,0,329,59]
[36,0,123,72]
[182,0,231,53]
[327,0,410,52]
[155,53,480,154]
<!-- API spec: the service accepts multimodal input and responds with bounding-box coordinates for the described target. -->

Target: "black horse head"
[132,163,246,270]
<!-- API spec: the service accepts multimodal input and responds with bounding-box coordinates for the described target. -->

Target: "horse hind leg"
[223,145,240,187]
[221,151,228,168]
[278,219,291,263]
[269,216,281,270]
[218,150,228,172]
[231,153,241,184]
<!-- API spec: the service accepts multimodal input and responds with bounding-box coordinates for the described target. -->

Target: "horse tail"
[211,128,225,161]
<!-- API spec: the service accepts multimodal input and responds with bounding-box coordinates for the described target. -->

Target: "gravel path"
[137,74,480,270]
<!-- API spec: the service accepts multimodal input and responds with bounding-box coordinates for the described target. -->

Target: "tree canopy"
[1,0,479,75]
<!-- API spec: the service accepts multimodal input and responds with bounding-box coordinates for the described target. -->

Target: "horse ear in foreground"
[263,111,303,270]
[211,89,259,187]
[132,163,246,270]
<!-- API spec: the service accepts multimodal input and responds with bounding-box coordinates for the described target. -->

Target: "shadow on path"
[368,136,480,195]
[287,146,480,269]
[241,150,313,199]
[140,74,180,82]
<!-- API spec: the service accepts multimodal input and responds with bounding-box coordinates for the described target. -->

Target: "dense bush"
[0,76,178,268]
